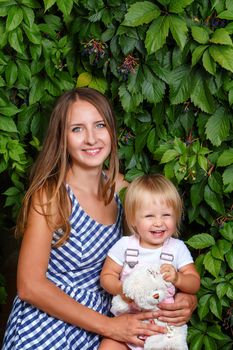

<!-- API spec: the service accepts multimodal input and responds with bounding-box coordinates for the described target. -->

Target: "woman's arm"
[17,194,164,346]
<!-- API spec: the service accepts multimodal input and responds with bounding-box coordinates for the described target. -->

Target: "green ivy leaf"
[190,333,204,350]
[190,181,205,207]
[202,49,216,75]
[192,45,209,66]
[147,128,158,153]
[217,148,233,166]
[210,28,233,46]
[43,0,56,12]
[228,88,233,105]
[218,10,233,20]
[226,251,233,270]
[209,295,222,319]
[220,222,233,242]
[160,149,179,163]
[203,335,217,350]
[209,45,233,72]
[216,282,230,299]
[205,107,230,146]
[57,0,73,16]
[186,233,215,249]
[190,72,214,114]
[0,116,18,132]
[222,165,233,192]
[191,26,209,44]
[135,127,151,153]
[22,6,35,27]
[207,325,231,340]
[122,1,160,27]
[168,0,195,13]
[76,72,93,87]
[118,85,135,113]
[204,184,225,214]
[142,77,165,104]
[5,61,18,86]
[198,294,212,320]
[23,23,41,44]
[145,16,169,54]
[6,6,24,32]
[125,168,145,182]
[169,15,188,49]
[8,27,24,54]
[18,105,37,137]
[17,60,32,86]
[169,65,191,104]
[0,105,18,116]
[88,76,108,94]
[208,172,222,194]
[204,251,221,278]
[29,76,45,105]
[198,155,208,172]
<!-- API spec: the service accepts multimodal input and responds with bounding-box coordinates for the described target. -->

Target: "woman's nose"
[85,128,97,144]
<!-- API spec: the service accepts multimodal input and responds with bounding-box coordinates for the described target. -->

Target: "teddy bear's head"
[123,265,172,310]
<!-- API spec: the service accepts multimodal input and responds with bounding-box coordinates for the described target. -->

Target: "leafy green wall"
[0,0,232,349]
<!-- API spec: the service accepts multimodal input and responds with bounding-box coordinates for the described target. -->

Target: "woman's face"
[66,99,112,170]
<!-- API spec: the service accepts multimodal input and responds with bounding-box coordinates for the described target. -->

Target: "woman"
[3,88,196,349]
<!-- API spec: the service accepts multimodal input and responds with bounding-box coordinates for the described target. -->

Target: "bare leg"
[98,338,129,350]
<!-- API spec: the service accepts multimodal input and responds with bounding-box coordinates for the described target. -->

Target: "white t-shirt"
[108,235,194,271]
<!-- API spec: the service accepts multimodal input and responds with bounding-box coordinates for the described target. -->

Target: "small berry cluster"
[210,17,227,28]
[205,13,228,29]
[82,39,108,66]
[117,54,139,80]
[118,128,134,145]
[223,306,233,337]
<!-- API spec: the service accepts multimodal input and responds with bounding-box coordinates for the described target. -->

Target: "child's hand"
[160,263,178,284]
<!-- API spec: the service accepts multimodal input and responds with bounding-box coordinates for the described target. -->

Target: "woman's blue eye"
[72,126,82,132]
[96,122,106,128]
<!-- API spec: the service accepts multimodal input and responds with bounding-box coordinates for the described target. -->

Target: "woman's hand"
[156,292,197,326]
[106,311,166,346]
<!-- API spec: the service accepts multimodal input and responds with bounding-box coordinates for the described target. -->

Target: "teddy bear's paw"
[110,295,130,315]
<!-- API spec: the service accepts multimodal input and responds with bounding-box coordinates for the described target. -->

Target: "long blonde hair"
[16,88,119,246]
[124,174,183,237]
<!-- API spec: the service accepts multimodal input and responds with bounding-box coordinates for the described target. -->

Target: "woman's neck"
[66,165,103,196]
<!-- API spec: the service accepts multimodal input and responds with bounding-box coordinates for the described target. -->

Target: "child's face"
[133,194,177,249]
[66,99,111,170]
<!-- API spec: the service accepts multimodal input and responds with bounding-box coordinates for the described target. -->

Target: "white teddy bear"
[111,265,188,350]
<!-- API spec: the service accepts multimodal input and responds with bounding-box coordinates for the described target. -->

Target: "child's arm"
[100,256,124,296]
[160,263,200,294]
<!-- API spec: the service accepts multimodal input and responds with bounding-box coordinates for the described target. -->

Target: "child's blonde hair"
[124,174,183,237]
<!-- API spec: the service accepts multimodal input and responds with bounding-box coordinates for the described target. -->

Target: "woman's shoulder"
[103,170,128,193]
[115,173,129,193]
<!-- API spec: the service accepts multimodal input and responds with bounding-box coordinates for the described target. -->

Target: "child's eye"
[145,214,154,218]
[163,213,171,217]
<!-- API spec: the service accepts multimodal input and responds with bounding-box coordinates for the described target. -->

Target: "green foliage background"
[0,0,232,348]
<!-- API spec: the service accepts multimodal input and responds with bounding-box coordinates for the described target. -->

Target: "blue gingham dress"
[3,186,123,349]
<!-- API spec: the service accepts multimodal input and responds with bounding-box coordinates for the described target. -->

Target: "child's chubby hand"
[160,263,178,284]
